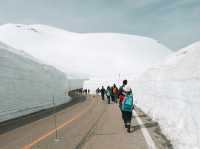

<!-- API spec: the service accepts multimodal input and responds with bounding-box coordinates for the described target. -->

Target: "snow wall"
[0,43,84,123]
[134,42,200,149]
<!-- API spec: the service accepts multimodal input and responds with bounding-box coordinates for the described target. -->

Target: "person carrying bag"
[121,86,134,133]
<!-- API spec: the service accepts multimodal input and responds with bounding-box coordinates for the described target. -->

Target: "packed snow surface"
[134,42,200,149]
[0,24,172,80]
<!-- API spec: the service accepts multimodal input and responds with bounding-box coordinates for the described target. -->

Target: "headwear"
[123,80,128,85]
[124,86,131,92]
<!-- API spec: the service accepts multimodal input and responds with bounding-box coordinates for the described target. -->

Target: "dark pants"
[114,95,118,103]
[111,95,114,102]
[122,111,132,124]
[101,93,105,100]
[107,96,110,104]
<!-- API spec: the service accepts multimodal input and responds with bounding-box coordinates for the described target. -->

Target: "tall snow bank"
[0,24,172,79]
[134,42,200,149]
[0,42,71,122]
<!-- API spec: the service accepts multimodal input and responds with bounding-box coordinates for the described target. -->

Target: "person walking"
[100,86,106,100]
[118,80,128,110]
[106,86,111,104]
[96,88,100,95]
[118,80,130,131]
[111,84,118,103]
[121,86,134,133]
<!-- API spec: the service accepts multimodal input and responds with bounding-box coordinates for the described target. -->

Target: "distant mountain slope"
[0,24,172,78]
[134,42,200,149]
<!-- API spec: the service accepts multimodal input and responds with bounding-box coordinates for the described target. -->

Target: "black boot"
[125,124,128,128]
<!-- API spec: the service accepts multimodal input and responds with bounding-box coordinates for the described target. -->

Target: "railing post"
[53,96,59,142]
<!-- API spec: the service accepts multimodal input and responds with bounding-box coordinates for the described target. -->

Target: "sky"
[0,0,199,50]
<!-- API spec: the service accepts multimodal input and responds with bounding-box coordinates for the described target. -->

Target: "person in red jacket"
[111,84,118,103]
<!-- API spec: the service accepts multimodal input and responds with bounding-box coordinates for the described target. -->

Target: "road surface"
[0,95,173,149]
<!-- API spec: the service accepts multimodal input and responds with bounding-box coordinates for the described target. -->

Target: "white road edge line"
[133,110,158,149]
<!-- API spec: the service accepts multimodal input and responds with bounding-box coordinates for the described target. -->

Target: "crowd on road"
[96,80,134,133]
[74,88,90,95]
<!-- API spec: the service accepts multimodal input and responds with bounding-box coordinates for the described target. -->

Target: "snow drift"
[134,42,200,149]
[0,24,172,88]
[0,23,172,122]
[0,42,84,122]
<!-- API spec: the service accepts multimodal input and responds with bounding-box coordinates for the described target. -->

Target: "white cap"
[124,86,131,92]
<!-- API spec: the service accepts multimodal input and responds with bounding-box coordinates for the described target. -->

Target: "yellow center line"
[21,97,95,149]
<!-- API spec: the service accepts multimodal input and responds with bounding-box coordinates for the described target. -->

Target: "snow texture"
[0,24,172,79]
[134,42,200,149]
[0,42,83,122]
[0,24,172,123]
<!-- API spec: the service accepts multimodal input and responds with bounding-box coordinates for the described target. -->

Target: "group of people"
[96,80,134,133]
[96,84,118,104]
[78,88,90,95]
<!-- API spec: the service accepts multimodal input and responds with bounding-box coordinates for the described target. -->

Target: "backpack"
[106,90,110,96]
[122,95,133,112]
[112,87,118,94]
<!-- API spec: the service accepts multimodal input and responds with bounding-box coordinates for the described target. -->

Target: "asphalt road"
[0,95,173,149]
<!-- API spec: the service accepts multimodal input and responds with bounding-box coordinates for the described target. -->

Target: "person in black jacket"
[118,80,128,109]
[100,86,106,100]
[118,80,128,128]
[106,86,111,104]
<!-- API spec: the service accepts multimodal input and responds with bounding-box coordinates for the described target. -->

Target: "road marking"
[133,110,158,149]
[21,97,95,149]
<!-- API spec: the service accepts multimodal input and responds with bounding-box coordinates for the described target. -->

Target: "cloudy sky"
[0,0,199,50]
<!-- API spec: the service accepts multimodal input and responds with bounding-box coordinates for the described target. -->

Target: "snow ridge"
[134,42,200,149]
[0,23,172,78]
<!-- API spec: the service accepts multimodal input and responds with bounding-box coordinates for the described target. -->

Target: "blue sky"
[0,0,199,50]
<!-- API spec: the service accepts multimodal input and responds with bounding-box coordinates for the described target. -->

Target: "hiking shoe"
[125,124,128,128]
[127,125,131,133]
